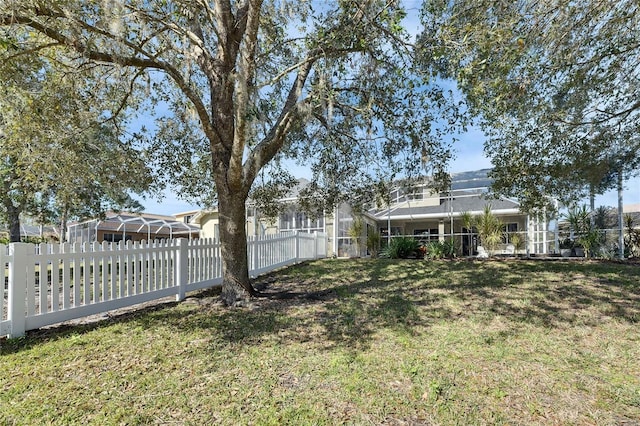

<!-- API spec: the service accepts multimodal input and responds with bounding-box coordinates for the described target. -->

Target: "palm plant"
[347,217,364,257]
[460,211,474,256]
[564,205,600,257]
[366,230,381,258]
[509,232,524,253]
[475,205,504,256]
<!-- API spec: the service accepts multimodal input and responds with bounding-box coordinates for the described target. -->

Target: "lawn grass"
[1,258,639,425]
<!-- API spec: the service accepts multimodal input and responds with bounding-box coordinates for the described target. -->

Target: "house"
[191,169,552,257]
[67,211,200,244]
[187,179,330,241]
[364,169,553,256]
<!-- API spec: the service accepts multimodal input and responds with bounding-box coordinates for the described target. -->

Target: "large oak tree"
[1,1,457,304]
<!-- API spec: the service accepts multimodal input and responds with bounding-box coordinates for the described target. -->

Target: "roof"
[450,169,493,190]
[70,211,200,236]
[182,170,512,223]
[0,224,58,238]
[369,193,521,220]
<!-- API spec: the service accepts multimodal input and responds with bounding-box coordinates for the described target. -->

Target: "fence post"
[251,236,258,277]
[8,243,30,338]
[313,232,318,259]
[175,239,188,302]
[294,231,300,262]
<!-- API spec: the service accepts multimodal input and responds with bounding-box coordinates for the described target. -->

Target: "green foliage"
[508,233,524,251]
[347,217,364,257]
[563,205,609,257]
[565,205,591,237]
[380,237,419,259]
[0,45,152,241]
[459,210,475,256]
[420,0,640,211]
[475,205,504,255]
[424,239,456,260]
[564,205,601,257]
[443,238,456,258]
[593,206,614,230]
[560,238,574,250]
[424,241,444,259]
[0,0,465,294]
[579,229,603,258]
[20,236,44,244]
[460,211,473,232]
[624,214,640,258]
[366,230,381,258]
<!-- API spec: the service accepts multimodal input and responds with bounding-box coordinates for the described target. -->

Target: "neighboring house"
[67,211,200,244]
[173,209,200,226]
[191,169,553,257]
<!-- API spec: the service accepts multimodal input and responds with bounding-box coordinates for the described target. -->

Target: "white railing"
[1,232,327,338]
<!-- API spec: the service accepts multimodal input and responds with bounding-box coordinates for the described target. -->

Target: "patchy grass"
[1,259,639,425]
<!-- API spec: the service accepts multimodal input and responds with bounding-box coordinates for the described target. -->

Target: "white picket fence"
[1,231,327,338]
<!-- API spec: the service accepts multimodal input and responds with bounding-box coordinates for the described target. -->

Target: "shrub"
[425,239,456,260]
[347,217,364,257]
[509,233,524,252]
[560,238,574,249]
[21,236,45,244]
[424,241,445,259]
[443,238,456,258]
[380,237,419,259]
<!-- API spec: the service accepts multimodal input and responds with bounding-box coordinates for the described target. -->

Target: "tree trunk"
[60,206,69,243]
[7,205,21,242]
[217,186,258,306]
[1,173,22,243]
[617,169,624,259]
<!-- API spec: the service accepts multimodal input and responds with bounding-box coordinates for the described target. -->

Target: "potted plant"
[577,228,601,258]
[559,238,573,257]
[476,205,503,257]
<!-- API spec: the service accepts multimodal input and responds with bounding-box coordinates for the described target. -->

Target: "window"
[502,223,518,243]
[183,215,193,224]
[279,207,324,233]
[380,227,403,237]
[103,233,132,243]
[389,189,407,204]
[414,228,439,242]
[408,187,424,201]
[336,203,355,256]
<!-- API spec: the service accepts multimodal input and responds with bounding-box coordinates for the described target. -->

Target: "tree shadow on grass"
[0,298,184,355]
[3,259,639,354]
[445,259,640,328]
